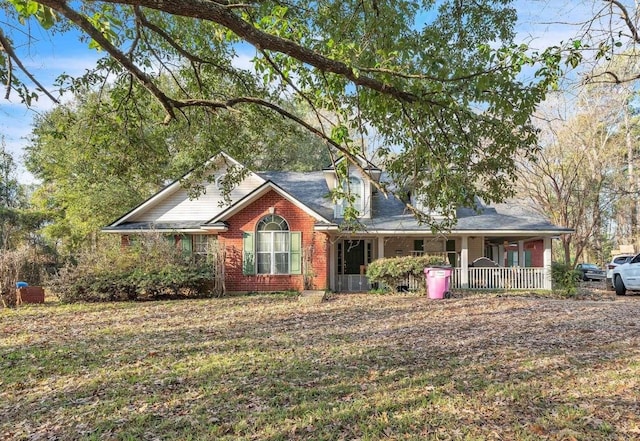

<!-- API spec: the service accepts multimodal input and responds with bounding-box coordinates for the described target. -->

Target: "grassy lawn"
[2,291,640,440]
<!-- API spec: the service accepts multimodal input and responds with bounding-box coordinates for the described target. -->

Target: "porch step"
[298,290,327,304]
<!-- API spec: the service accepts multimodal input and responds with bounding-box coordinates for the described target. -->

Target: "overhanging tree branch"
[607,0,640,43]
[39,0,179,121]
[173,95,389,196]
[0,28,59,104]
[80,0,421,103]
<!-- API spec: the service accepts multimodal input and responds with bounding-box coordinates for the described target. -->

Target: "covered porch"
[330,234,554,292]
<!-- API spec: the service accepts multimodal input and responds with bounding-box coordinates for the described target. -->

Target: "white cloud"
[23,54,101,73]
[231,47,258,72]
[1,93,56,184]
[514,0,602,49]
[1,120,37,185]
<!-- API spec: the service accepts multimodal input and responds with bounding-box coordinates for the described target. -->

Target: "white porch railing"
[408,251,449,261]
[336,267,548,292]
[336,274,425,292]
[336,275,372,292]
[452,267,547,290]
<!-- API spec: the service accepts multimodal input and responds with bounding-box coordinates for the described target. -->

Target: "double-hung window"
[193,234,216,263]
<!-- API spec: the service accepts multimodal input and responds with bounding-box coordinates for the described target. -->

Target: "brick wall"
[525,240,544,267]
[505,239,544,267]
[220,190,329,292]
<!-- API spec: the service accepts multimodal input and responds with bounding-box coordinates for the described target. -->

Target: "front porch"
[337,266,549,292]
[330,235,554,292]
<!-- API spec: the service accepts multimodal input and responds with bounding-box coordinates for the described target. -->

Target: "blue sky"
[0,17,101,183]
[0,1,590,184]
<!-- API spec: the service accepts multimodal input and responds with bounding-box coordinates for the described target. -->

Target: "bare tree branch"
[607,0,640,43]
[0,28,59,104]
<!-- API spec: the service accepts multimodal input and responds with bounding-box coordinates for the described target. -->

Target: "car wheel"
[614,276,626,296]
[582,273,588,282]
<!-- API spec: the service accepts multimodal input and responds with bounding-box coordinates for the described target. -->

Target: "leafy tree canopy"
[25,83,330,251]
[2,0,566,226]
[0,140,49,250]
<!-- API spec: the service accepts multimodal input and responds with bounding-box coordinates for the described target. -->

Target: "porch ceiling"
[485,235,550,244]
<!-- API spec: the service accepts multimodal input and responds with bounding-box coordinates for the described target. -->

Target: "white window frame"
[256,215,290,275]
[193,234,209,255]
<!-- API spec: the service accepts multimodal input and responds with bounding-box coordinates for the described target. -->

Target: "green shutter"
[290,232,302,275]
[243,232,255,275]
[525,250,532,267]
[181,235,193,255]
[167,235,176,247]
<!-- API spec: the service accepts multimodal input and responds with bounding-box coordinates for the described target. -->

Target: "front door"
[343,240,365,275]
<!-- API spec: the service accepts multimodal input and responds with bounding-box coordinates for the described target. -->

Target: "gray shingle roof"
[104,169,571,235]
[261,171,571,234]
[102,221,207,231]
[258,171,335,220]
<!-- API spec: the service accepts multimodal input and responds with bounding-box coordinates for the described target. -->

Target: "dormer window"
[337,176,364,218]
[410,191,425,214]
[409,190,446,219]
[323,155,378,219]
[346,177,364,212]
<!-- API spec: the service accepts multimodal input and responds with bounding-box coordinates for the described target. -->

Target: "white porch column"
[329,238,336,291]
[498,245,505,267]
[543,237,552,290]
[518,240,525,267]
[461,236,469,288]
[377,236,385,260]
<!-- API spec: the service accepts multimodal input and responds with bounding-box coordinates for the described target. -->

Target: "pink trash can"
[424,267,452,299]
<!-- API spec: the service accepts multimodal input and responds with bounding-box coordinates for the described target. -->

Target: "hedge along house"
[103,153,573,293]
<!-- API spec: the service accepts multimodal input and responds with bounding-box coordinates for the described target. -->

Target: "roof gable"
[107,152,265,228]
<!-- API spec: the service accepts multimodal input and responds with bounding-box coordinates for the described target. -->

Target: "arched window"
[256,214,290,274]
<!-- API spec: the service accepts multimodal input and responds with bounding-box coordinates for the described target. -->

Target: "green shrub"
[366,255,447,292]
[551,262,580,296]
[49,236,219,303]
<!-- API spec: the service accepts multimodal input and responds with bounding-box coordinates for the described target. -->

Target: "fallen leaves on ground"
[1,289,639,440]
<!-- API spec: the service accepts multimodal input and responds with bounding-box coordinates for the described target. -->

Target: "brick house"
[103,153,572,292]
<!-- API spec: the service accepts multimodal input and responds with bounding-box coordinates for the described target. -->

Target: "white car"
[611,253,640,295]
[606,254,635,289]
